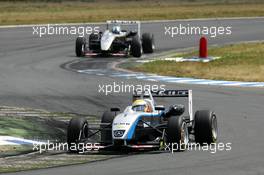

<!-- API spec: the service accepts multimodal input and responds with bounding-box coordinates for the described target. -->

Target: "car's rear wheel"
[167,116,189,151]
[131,35,142,58]
[67,117,89,152]
[194,110,218,144]
[142,33,155,53]
[101,111,115,144]
[75,37,86,57]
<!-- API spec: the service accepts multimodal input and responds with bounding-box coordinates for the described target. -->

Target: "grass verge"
[0,106,115,173]
[130,42,264,82]
[0,0,264,25]
[0,106,69,157]
[0,153,114,173]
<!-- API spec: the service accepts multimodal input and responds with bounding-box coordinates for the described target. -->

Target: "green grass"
[0,0,264,25]
[0,114,67,157]
[0,153,112,173]
[131,42,264,82]
[0,117,66,140]
[0,106,112,174]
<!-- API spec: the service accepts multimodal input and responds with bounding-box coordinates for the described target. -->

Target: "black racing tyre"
[167,116,189,151]
[89,33,100,49]
[75,37,86,57]
[101,111,115,144]
[194,110,218,144]
[89,33,99,41]
[67,117,89,152]
[142,33,155,53]
[131,35,142,58]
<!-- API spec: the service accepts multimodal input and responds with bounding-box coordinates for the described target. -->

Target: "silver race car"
[75,20,155,58]
[67,89,218,153]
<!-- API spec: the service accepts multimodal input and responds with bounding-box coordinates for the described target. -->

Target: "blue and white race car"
[67,89,218,152]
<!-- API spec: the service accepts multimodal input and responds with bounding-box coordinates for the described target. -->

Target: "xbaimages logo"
[33,140,101,154]
[162,141,232,154]
[164,24,232,38]
[32,24,100,37]
[98,82,166,95]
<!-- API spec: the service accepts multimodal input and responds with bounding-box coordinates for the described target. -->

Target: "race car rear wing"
[133,90,193,121]
[106,20,141,36]
[133,90,190,98]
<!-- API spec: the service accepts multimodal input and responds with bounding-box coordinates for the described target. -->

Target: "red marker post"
[199,36,208,58]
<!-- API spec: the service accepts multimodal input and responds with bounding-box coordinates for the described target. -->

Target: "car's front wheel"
[101,111,115,144]
[67,117,89,152]
[75,37,86,57]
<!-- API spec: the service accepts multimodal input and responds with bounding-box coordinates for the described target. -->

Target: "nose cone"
[112,112,139,140]
[101,30,115,51]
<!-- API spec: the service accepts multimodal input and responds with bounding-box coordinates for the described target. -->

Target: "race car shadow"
[69,53,131,59]
[67,149,169,156]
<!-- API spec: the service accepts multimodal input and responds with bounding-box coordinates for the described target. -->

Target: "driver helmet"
[112,25,121,34]
[132,99,152,112]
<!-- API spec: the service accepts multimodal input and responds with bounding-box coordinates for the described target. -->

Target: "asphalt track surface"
[1,18,264,175]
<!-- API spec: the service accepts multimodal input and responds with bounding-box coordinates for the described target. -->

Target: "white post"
[138,21,141,37]
[188,90,193,122]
